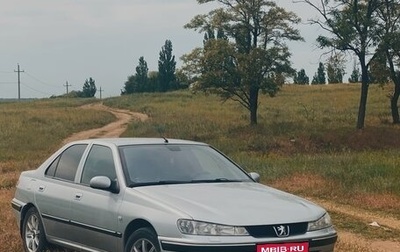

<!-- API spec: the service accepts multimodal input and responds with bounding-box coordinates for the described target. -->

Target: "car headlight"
[177,219,249,236]
[307,213,332,231]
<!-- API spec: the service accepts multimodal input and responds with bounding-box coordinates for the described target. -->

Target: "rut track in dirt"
[308,197,400,252]
[62,103,148,144]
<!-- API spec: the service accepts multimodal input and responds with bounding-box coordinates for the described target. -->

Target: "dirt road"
[309,198,400,252]
[62,103,148,143]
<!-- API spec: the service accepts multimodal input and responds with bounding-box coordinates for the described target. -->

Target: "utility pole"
[64,81,71,96]
[14,64,24,100]
[98,87,104,99]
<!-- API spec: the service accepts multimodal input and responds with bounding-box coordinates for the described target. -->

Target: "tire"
[22,207,48,252]
[125,227,161,252]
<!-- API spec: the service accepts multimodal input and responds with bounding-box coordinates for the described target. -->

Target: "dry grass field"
[0,98,115,251]
[1,84,399,251]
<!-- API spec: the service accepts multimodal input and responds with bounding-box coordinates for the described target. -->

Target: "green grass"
[104,84,400,217]
[0,98,115,172]
[1,84,399,252]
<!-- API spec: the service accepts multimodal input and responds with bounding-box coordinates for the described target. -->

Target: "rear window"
[46,144,87,182]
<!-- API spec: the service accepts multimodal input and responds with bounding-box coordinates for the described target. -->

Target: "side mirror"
[90,176,119,193]
[249,172,260,182]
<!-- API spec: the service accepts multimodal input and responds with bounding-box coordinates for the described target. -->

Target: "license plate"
[256,242,309,252]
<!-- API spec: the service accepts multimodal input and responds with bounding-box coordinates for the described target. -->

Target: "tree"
[375,0,400,123]
[184,0,303,125]
[368,51,390,84]
[204,27,227,44]
[136,56,149,92]
[311,62,326,85]
[122,57,149,94]
[175,68,191,89]
[148,71,159,92]
[293,69,309,85]
[82,78,96,97]
[158,40,177,92]
[349,60,361,83]
[326,53,346,84]
[301,0,381,129]
[122,75,136,95]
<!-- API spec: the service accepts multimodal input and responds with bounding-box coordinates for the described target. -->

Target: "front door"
[69,144,122,251]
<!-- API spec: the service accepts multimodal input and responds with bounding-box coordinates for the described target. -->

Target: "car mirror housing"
[249,172,260,182]
[89,176,119,193]
[90,176,111,189]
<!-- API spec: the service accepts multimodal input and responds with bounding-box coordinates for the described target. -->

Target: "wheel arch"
[19,203,36,236]
[124,219,158,246]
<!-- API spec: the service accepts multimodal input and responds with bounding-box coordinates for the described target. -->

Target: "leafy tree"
[122,57,149,94]
[184,0,303,125]
[180,47,204,83]
[136,56,149,92]
[122,75,136,95]
[302,0,381,129]
[148,71,159,92]
[349,61,361,83]
[294,69,309,85]
[175,68,191,89]
[158,40,177,92]
[204,28,227,44]
[326,64,336,84]
[311,62,326,85]
[375,0,400,123]
[368,51,390,84]
[326,53,346,84]
[82,77,96,97]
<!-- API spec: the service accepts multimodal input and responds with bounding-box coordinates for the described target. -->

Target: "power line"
[20,82,52,96]
[24,71,59,88]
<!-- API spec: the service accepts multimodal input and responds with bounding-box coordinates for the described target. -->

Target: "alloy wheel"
[132,238,157,252]
[25,214,41,252]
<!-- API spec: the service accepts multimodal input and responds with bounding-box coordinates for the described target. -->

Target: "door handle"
[38,186,46,192]
[75,193,83,201]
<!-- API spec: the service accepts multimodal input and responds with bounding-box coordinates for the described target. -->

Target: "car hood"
[134,182,325,226]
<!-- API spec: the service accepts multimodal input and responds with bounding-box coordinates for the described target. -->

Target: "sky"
[0,0,338,99]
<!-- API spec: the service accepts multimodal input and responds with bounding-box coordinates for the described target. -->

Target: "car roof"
[67,138,208,147]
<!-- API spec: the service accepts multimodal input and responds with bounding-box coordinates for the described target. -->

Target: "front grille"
[245,222,308,238]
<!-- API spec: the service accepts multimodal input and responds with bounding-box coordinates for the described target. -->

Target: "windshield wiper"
[130,180,191,187]
[130,178,244,187]
[190,178,243,183]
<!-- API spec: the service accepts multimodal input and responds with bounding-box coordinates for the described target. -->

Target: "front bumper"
[160,230,337,252]
[11,198,23,212]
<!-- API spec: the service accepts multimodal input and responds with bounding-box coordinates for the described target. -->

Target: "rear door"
[35,144,88,242]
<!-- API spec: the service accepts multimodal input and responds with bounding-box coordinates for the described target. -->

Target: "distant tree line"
[51,78,97,99]
[293,53,388,86]
[121,40,188,94]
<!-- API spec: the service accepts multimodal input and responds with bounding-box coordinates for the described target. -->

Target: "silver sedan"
[11,138,337,252]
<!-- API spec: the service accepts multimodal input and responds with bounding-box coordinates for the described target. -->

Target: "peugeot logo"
[273,225,290,237]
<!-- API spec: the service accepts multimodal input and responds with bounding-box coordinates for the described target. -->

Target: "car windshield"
[119,144,253,187]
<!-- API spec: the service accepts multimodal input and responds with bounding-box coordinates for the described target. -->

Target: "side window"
[81,145,116,185]
[45,156,60,177]
[45,144,87,182]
